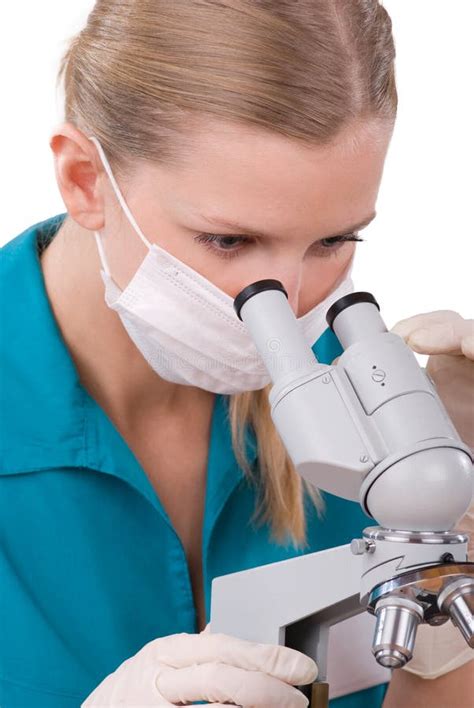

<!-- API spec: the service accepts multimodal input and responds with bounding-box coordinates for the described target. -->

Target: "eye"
[194,233,249,260]
[314,233,365,257]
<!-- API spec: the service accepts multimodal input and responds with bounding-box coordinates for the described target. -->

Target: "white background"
[1,1,473,337]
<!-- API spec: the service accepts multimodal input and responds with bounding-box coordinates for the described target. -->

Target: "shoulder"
[1,213,66,261]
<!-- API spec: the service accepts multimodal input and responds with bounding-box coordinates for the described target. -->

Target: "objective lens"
[438,577,474,648]
[372,596,424,668]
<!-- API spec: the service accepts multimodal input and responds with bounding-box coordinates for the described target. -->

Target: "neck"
[40,217,215,428]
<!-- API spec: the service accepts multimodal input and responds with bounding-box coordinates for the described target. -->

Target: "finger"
[390,310,463,339]
[82,657,170,706]
[461,333,474,361]
[407,323,463,355]
[147,633,317,686]
[395,320,473,356]
[156,663,309,708]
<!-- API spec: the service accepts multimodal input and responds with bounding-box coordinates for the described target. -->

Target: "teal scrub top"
[0,215,389,707]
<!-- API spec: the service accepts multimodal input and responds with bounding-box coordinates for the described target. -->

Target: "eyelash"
[194,232,365,260]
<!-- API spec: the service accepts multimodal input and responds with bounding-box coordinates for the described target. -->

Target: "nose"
[268,268,302,316]
[239,252,330,318]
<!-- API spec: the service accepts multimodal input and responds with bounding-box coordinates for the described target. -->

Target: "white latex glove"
[81,626,317,707]
[390,310,474,679]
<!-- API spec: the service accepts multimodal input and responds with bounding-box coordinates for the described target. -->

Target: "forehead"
[143,117,392,233]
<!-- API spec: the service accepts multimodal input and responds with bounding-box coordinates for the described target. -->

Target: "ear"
[49,122,105,231]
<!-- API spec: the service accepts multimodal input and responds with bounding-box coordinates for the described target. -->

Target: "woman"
[1,1,472,706]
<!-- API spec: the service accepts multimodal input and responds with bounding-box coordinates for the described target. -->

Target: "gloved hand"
[390,309,474,679]
[81,625,317,707]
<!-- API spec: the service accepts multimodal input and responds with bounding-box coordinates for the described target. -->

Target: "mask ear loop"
[93,230,111,277]
[88,135,152,276]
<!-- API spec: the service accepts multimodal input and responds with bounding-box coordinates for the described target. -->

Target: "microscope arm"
[211,544,363,681]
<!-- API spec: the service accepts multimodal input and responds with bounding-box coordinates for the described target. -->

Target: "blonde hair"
[58,0,397,546]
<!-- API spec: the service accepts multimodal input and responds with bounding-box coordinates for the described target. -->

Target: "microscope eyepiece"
[326,292,380,331]
[234,279,288,321]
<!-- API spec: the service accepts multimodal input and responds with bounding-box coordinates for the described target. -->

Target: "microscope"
[210,281,474,706]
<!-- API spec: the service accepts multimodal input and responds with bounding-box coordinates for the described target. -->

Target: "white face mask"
[89,136,355,394]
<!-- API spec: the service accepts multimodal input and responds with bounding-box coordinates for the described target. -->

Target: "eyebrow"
[199,211,377,239]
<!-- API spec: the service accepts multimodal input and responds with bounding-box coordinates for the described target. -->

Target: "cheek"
[213,266,266,300]
[174,248,253,299]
